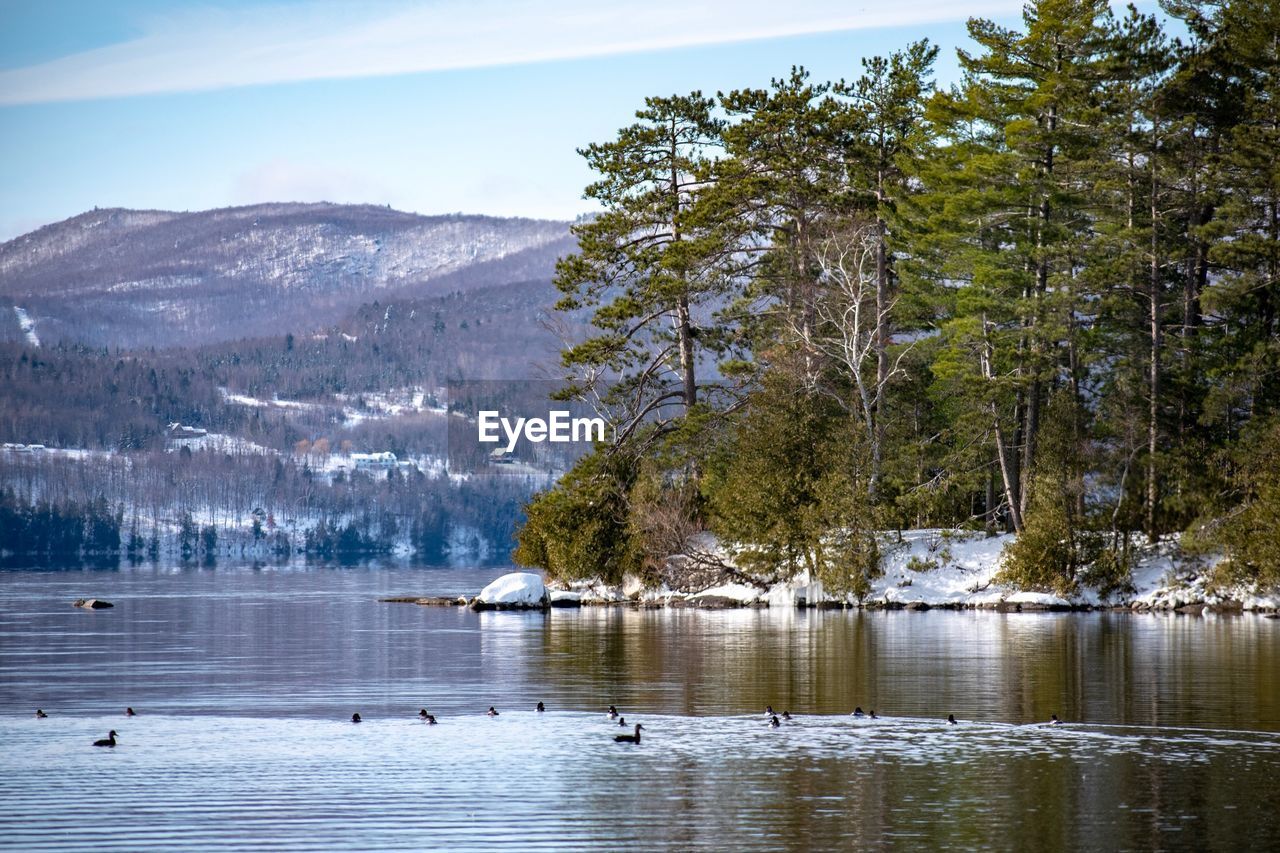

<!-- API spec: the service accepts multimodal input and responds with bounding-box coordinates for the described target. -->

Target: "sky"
[0,0,1102,241]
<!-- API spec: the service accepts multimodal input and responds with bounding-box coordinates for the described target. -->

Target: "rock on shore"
[472,572,549,611]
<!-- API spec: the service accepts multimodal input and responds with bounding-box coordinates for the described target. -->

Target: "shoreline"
[386,528,1280,614]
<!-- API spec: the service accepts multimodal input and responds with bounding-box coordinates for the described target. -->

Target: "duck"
[852,707,865,718]
[608,705,619,719]
[781,711,793,721]
[418,708,430,719]
[425,714,438,725]
[614,723,644,744]
[765,705,775,716]
[486,707,499,717]
[769,715,781,729]
[617,717,626,726]
[93,730,118,747]
[946,714,957,725]
[869,710,878,720]
[125,707,136,717]
[351,713,362,723]
[1048,713,1063,726]
[35,709,47,718]
[536,702,545,712]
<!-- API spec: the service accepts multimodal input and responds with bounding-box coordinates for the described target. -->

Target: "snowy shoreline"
[397,529,1280,614]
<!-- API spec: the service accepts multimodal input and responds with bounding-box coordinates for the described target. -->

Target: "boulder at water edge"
[472,572,549,611]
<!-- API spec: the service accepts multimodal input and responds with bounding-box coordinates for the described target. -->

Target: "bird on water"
[615,723,644,744]
[35,709,47,718]
[126,707,136,717]
[487,707,499,717]
[617,717,626,726]
[947,714,957,725]
[94,730,118,747]
[781,711,793,721]
[352,713,362,723]
[769,715,781,729]
[608,705,619,719]
[1048,714,1063,726]
[765,705,775,716]
[419,708,430,719]
[869,711,878,720]
[536,702,545,712]
[853,707,865,718]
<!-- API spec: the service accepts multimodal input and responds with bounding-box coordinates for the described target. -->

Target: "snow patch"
[476,572,548,607]
[13,306,39,346]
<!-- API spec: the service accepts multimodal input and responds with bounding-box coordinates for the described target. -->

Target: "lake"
[1,564,1278,850]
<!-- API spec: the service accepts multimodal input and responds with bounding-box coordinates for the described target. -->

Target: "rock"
[472,572,549,611]
[73,598,113,609]
[904,601,932,611]
[381,596,465,607]
[670,595,743,609]
[1175,603,1205,615]
[549,590,582,608]
[1003,591,1073,611]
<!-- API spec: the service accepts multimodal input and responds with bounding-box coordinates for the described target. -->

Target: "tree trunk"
[981,314,1023,532]
[1147,128,1161,543]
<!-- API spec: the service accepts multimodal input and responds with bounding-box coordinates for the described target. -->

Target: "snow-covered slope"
[547,530,1280,612]
[0,203,573,347]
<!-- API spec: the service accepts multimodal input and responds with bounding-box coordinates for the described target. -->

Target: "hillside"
[0,203,574,348]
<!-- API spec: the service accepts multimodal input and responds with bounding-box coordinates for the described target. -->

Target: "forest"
[514,0,1280,595]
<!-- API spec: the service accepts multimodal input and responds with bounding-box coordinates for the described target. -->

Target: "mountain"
[0,203,574,348]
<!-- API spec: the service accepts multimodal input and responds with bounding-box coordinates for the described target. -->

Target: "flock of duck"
[40,702,1064,748]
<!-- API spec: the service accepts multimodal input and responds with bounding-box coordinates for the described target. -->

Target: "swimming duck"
[947,714,957,725]
[536,702,545,712]
[765,705,775,716]
[1048,713,1063,726]
[869,710,878,720]
[425,714,437,725]
[852,707,865,718]
[352,713,362,723]
[608,705,619,719]
[125,707,136,717]
[614,723,644,744]
[419,708,430,719]
[486,707,499,717]
[617,717,626,726]
[769,715,781,729]
[35,709,47,718]
[93,730,118,747]
[781,711,792,721]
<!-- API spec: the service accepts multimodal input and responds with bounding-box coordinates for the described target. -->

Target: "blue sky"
[0,1,1131,240]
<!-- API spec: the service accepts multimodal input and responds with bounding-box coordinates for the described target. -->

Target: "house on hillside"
[166,422,208,447]
[351,451,397,470]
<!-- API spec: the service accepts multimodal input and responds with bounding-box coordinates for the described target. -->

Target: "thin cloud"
[0,0,1021,105]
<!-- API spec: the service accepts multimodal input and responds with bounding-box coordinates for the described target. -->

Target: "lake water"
[2,564,1278,850]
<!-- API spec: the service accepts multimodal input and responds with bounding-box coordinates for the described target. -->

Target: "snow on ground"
[476,572,548,607]
[545,528,1278,611]
[173,432,274,456]
[13,306,39,346]
[218,388,323,411]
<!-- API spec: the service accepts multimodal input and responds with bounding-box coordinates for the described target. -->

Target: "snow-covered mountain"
[0,203,573,348]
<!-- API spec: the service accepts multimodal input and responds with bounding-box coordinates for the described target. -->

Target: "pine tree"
[555,93,730,453]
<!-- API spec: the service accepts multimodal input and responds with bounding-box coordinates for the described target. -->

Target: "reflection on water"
[1,565,1278,850]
